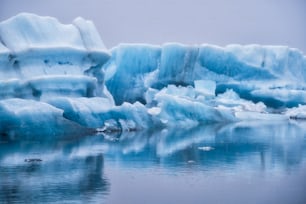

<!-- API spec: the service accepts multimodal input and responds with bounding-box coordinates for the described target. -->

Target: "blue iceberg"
[0,13,306,136]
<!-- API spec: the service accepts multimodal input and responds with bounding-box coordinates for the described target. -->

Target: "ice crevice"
[0,13,306,137]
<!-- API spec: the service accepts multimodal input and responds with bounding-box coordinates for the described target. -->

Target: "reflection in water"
[0,138,110,203]
[0,121,306,203]
[102,121,306,173]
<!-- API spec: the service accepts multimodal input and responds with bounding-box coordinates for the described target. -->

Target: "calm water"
[1,121,306,204]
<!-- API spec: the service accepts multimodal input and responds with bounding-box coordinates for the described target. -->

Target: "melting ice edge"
[1,13,306,137]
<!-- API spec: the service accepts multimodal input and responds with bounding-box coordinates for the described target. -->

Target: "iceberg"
[105,43,306,106]
[285,105,306,120]
[0,98,92,138]
[0,13,111,99]
[47,97,153,130]
[0,13,306,136]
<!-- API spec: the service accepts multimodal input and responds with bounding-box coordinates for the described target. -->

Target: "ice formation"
[0,13,306,136]
[0,13,113,135]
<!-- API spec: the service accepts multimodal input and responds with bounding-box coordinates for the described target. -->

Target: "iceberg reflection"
[102,121,306,173]
[0,121,306,203]
[0,137,109,203]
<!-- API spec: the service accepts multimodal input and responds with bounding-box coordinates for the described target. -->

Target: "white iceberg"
[285,105,306,120]
[0,13,306,136]
[0,13,111,99]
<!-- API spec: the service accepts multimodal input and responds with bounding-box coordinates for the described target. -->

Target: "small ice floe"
[24,158,42,163]
[187,160,196,164]
[285,105,306,120]
[198,146,214,151]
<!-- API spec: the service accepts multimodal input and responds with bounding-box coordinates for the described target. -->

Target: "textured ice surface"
[285,105,306,119]
[0,98,91,138]
[0,13,111,99]
[105,43,306,106]
[0,13,306,136]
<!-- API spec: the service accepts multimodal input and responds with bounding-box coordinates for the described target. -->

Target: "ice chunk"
[0,13,109,53]
[97,102,157,131]
[0,99,89,137]
[105,44,161,105]
[157,43,198,86]
[0,13,84,51]
[47,97,114,128]
[72,17,106,51]
[198,146,214,151]
[152,86,237,127]
[104,43,306,109]
[194,80,216,96]
[226,44,306,82]
[0,99,63,123]
[147,107,161,116]
[251,88,306,108]
[198,44,277,81]
[146,85,288,125]
[285,105,306,120]
[216,89,267,113]
[47,97,155,130]
[214,90,289,121]
[0,13,111,101]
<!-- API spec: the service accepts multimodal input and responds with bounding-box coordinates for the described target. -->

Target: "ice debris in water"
[0,13,306,136]
[198,146,214,151]
[285,105,306,120]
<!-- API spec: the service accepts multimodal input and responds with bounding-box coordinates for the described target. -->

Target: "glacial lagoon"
[1,121,305,204]
[0,11,306,204]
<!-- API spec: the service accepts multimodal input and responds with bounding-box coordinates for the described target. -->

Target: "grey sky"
[0,0,305,53]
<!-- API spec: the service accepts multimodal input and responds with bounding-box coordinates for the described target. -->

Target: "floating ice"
[0,13,111,99]
[104,43,306,107]
[0,13,306,136]
[148,85,237,127]
[285,105,306,120]
[0,98,90,137]
[198,146,214,151]
[0,13,114,136]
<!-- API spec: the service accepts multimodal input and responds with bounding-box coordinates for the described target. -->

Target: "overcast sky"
[0,0,305,52]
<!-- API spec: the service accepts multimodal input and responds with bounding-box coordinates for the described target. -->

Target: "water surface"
[1,121,306,203]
